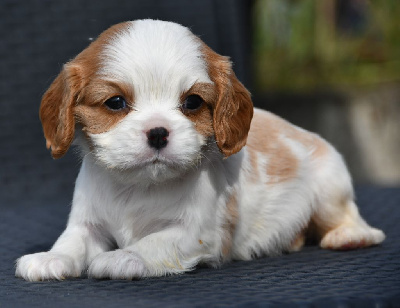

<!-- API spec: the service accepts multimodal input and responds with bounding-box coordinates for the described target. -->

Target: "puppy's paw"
[320,224,385,250]
[88,250,148,280]
[15,252,81,281]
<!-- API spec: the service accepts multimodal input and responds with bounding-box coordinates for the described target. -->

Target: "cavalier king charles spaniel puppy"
[16,20,385,281]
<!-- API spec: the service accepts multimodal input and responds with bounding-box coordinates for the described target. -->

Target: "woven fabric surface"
[1,187,399,307]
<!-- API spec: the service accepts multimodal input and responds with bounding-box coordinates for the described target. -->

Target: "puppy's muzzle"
[146,127,169,150]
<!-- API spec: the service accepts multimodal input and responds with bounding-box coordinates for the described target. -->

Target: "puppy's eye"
[104,96,127,111]
[182,95,203,111]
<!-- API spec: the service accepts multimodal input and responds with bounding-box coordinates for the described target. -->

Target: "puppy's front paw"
[15,252,80,281]
[88,250,148,280]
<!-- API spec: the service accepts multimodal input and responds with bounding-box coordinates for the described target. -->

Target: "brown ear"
[203,46,253,157]
[39,64,83,159]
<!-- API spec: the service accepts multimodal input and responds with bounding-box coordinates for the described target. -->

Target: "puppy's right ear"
[40,64,82,159]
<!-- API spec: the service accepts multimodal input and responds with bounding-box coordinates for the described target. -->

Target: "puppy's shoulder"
[249,108,291,135]
[247,108,300,147]
[247,108,330,159]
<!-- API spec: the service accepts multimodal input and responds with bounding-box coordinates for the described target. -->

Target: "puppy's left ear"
[203,45,253,157]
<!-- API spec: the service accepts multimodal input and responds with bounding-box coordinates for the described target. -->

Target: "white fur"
[100,20,212,104]
[16,20,385,281]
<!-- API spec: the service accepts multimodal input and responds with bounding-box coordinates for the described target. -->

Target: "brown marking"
[200,41,253,157]
[246,111,329,184]
[180,82,217,138]
[180,82,217,106]
[40,22,132,158]
[247,112,298,183]
[267,147,299,183]
[74,105,129,135]
[75,80,133,134]
[198,239,203,245]
[221,191,239,259]
[79,80,134,108]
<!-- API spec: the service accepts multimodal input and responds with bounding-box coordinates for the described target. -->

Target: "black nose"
[146,127,169,150]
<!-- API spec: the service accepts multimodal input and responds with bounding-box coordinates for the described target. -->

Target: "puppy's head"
[40,20,253,182]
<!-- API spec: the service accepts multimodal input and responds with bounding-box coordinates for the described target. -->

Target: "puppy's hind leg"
[312,196,385,250]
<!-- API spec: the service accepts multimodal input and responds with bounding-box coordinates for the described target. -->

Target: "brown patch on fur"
[75,105,129,135]
[180,82,216,137]
[75,80,133,134]
[180,82,217,106]
[221,191,239,260]
[40,22,132,158]
[267,146,299,184]
[80,80,134,108]
[200,42,253,157]
[247,110,329,184]
[247,112,299,183]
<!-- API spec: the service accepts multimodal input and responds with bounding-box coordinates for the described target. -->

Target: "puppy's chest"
[97,187,190,247]
[109,215,178,248]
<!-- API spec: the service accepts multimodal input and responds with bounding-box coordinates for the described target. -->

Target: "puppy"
[16,20,385,281]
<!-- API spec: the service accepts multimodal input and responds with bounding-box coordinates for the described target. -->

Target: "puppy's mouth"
[145,153,177,168]
[151,158,163,165]
[142,151,197,172]
[150,157,166,165]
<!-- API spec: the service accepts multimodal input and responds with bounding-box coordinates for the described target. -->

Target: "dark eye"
[182,95,203,111]
[104,96,127,111]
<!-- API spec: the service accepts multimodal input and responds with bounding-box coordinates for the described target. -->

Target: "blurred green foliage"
[253,0,400,92]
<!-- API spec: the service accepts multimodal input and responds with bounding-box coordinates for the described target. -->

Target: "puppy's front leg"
[88,226,206,280]
[15,223,109,281]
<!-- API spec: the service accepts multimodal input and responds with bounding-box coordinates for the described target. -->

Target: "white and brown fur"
[16,20,385,281]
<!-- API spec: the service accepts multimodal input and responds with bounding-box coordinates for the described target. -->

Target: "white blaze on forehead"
[100,20,212,109]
